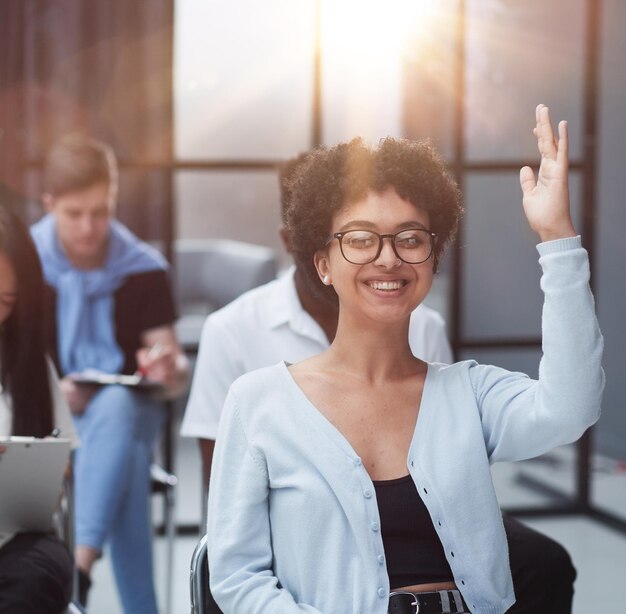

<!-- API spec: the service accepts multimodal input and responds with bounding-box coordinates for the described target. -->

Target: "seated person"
[202,107,604,613]
[31,135,189,614]
[0,203,79,614]
[183,146,578,613]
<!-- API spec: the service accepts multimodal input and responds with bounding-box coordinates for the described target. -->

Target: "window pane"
[596,0,626,463]
[174,0,316,160]
[402,0,460,161]
[321,1,440,145]
[174,170,289,267]
[465,0,585,161]
[461,171,583,341]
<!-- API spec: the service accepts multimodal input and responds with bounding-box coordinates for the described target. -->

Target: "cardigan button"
[377,554,385,565]
[353,457,362,467]
[377,588,386,598]
[364,490,373,499]
[371,521,380,532]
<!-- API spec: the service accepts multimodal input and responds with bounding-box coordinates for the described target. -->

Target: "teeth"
[369,281,404,291]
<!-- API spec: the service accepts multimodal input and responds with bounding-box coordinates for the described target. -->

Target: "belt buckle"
[389,590,420,614]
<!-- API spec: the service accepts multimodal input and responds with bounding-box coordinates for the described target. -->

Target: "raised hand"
[519,104,576,243]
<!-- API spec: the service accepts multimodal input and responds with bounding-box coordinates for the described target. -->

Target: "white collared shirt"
[181,267,452,440]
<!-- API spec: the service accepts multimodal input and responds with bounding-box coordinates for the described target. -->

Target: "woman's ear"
[313,251,332,285]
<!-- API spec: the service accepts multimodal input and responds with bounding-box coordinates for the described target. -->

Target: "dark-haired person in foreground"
[206,106,604,613]
[0,203,79,614]
[184,152,579,613]
[31,135,189,613]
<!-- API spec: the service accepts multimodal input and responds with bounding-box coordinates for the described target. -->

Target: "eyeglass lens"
[340,229,432,264]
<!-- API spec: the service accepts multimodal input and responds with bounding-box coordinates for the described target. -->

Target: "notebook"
[70,369,162,390]
[0,437,71,533]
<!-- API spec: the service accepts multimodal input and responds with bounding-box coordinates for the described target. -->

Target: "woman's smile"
[364,278,408,294]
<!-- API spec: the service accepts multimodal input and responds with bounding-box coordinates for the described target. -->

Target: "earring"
[322,275,330,285]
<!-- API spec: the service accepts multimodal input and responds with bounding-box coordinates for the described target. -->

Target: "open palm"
[519,104,576,243]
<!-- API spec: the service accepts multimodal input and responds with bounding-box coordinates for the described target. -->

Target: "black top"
[44,269,177,375]
[373,474,453,588]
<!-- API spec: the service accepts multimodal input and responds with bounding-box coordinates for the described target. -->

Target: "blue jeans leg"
[72,385,165,614]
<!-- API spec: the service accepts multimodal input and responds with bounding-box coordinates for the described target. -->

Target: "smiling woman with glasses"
[206,106,604,614]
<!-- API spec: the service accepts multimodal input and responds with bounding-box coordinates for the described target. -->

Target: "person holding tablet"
[0,203,79,614]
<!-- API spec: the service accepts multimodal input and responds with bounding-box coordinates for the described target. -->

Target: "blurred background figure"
[0,202,79,614]
[30,136,189,613]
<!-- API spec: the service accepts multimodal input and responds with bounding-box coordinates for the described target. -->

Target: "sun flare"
[321,0,442,67]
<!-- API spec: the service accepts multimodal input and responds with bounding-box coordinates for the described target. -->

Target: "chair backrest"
[175,238,277,312]
[56,474,87,613]
[190,534,223,614]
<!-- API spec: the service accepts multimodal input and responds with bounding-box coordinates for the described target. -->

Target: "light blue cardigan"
[207,237,604,614]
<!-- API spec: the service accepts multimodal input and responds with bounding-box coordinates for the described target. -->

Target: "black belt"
[388,589,468,614]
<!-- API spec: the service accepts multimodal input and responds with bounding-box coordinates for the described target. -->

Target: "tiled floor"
[87,426,626,614]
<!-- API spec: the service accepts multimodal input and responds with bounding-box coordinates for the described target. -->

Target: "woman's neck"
[326,313,419,383]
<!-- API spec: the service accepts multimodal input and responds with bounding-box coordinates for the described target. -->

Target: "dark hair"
[278,152,314,224]
[43,134,118,197]
[285,137,463,302]
[0,204,54,437]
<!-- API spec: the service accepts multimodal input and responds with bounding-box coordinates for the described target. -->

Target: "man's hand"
[60,376,97,414]
[137,325,190,399]
[136,343,179,389]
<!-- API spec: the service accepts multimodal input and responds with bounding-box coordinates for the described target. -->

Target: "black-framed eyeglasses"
[324,228,436,265]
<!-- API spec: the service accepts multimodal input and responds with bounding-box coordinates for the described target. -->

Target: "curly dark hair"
[285,137,463,303]
[278,152,314,225]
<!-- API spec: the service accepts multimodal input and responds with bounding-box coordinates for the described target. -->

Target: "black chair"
[151,462,177,614]
[55,473,86,614]
[57,440,176,613]
[190,534,222,614]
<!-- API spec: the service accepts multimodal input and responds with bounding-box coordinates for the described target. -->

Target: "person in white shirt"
[183,125,585,612]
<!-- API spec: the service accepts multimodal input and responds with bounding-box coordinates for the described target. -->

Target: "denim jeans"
[73,385,165,614]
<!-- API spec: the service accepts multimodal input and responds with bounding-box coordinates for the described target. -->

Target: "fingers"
[137,346,176,381]
[536,103,558,160]
[519,165,536,196]
[556,119,569,167]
